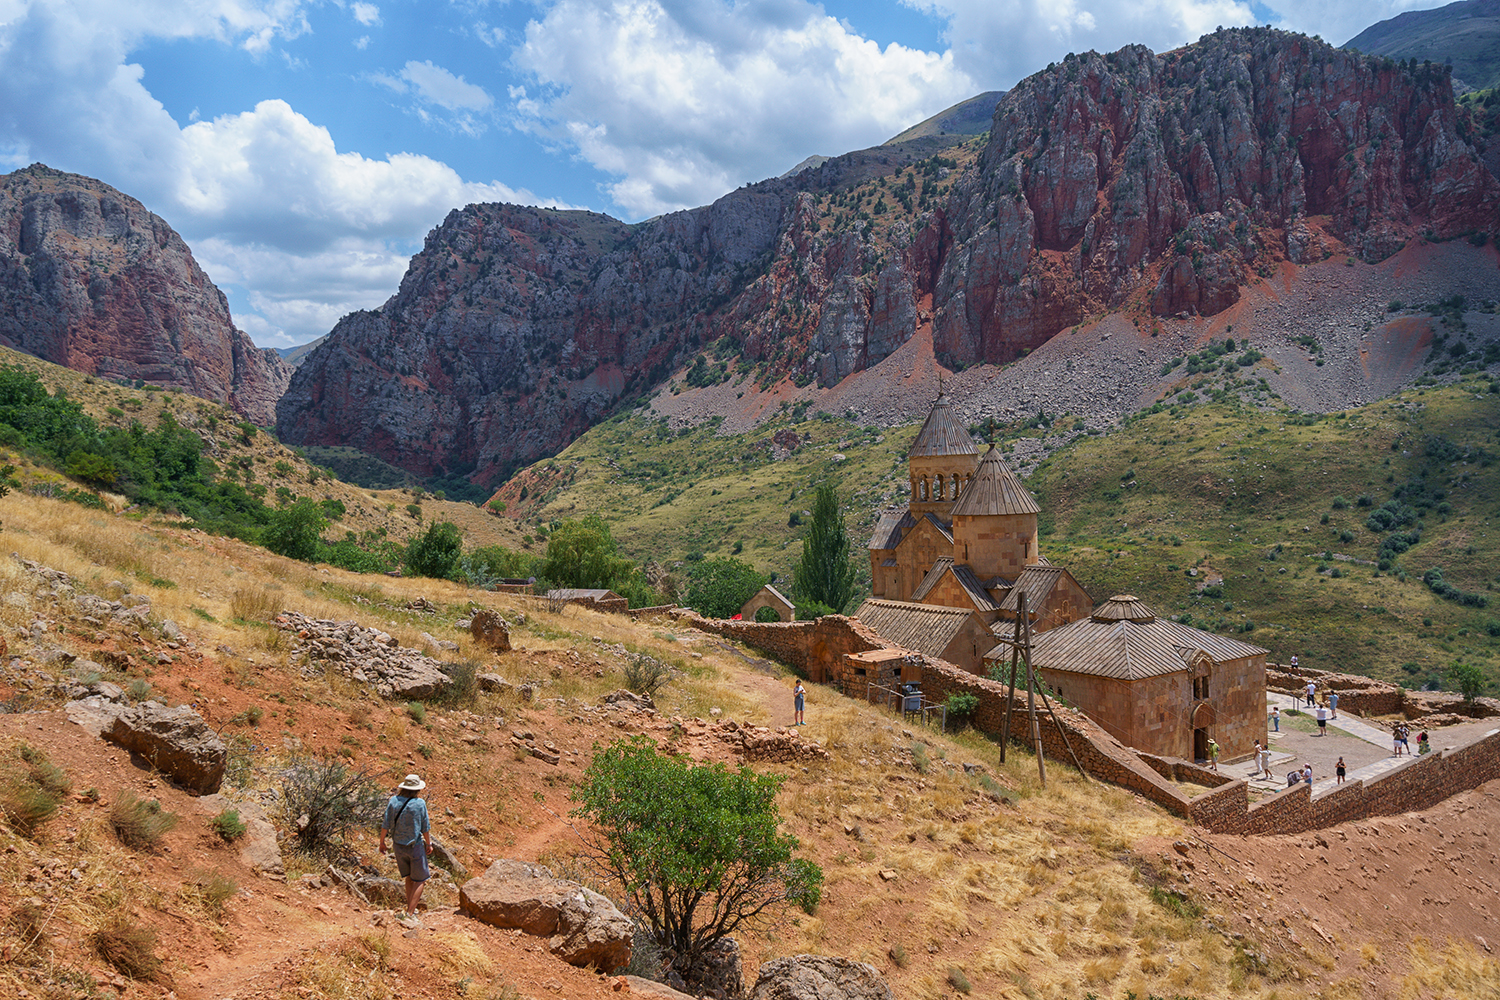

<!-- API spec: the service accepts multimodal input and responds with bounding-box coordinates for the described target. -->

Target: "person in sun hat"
[379,773,433,926]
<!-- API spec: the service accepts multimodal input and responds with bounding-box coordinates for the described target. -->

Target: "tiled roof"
[868,509,914,550]
[952,563,1002,611]
[762,584,795,609]
[1090,594,1155,622]
[922,512,954,542]
[1031,613,1269,681]
[952,445,1042,516]
[909,557,955,602]
[907,394,978,458]
[998,565,1064,612]
[854,599,980,660]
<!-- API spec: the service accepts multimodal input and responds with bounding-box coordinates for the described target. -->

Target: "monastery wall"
[671,612,1500,834]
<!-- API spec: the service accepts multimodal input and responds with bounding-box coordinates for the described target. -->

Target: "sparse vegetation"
[109,793,180,850]
[279,757,385,857]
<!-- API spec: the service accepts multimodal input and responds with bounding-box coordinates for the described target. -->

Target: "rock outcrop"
[103,703,227,794]
[0,164,293,424]
[469,609,511,652]
[275,610,454,700]
[458,859,633,971]
[278,29,1498,485]
[748,955,895,1000]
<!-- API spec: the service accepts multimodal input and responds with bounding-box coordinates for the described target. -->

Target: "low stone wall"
[1268,664,1407,716]
[624,605,678,620]
[1189,726,1500,834]
[672,614,1500,835]
[1138,753,1236,789]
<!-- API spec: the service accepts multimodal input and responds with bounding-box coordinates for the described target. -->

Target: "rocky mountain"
[1345,0,1500,92]
[0,164,293,425]
[277,27,1500,488]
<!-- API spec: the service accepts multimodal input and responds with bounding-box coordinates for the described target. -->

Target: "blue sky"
[0,1,1449,347]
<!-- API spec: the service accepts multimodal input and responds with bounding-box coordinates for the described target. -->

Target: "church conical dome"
[1090,595,1157,624]
[907,394,977,459]
[951,445,1041,516]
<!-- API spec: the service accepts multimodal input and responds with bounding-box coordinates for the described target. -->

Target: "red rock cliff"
[0,165,293,424]
[277,28,1499,486]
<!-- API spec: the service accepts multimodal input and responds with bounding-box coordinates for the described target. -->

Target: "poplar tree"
[793,483,854,614]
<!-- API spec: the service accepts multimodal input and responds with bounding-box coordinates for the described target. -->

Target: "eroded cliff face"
[0,165,293,425]
[278,28,1499,485]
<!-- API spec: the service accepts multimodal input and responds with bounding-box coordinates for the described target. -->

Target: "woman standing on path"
[793,679,806,726]
[1336,757,1347,784]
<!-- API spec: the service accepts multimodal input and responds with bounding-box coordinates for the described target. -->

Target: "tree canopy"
[684,557,766,619]
[571,736,821,986]
[263,497,328,562]
[792,483,855,614]
[539,515,661,607]
[404,520,464,579]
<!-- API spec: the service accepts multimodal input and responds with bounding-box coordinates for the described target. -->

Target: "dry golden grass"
[1399,939,1500,1000]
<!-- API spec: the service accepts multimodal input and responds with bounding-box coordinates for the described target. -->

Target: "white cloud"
[401,59,494,111]
[511,0,977,217]
[351,2,381,27]
[354,34,370,48]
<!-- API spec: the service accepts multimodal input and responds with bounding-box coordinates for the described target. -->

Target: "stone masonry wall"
[1190,726,1500,834]
[672,613,1500,835]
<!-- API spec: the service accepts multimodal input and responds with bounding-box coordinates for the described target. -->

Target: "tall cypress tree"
[793,483,854,614]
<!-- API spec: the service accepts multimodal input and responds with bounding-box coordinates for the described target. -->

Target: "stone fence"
[1268,663,1500,720]
[671,613,1500,834]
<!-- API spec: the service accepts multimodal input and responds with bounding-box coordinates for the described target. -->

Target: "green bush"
[403,520,463,579]
[406,701,427,724]
[683,556,765,619]
[572,736,822,986]
[91,917,163,980]
[623,653,672,699]
[212,808,247,841]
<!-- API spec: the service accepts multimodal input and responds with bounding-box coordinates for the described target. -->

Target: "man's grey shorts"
[394,840,430,882]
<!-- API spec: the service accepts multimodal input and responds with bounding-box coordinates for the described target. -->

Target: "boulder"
[601,689,654,711]
[459,859,632,971]
[623,977,697,1000]
[429,838,468,879]
[684,937,743,999]
[478,674,513,694]
[749,955,895,1000]
[470,609,512,652]
[104,703,227,794]
[197,794,283,875]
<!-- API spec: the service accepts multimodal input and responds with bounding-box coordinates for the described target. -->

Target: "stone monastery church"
[864,393,1091,639]
[860,394,1268,762]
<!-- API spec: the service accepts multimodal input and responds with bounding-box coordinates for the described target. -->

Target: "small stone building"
[1019,595,1268,762]
[739,584,796,622]
[546,588,629,614]
[854,599,996,674]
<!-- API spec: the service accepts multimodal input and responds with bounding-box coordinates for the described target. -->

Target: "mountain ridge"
[277,27,1500,491]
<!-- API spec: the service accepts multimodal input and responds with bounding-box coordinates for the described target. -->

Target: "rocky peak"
[0,164,292,424]
[277,28,1498,489]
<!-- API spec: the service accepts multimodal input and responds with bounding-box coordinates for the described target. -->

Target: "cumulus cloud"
[351,2,381,26]
[511,0,977,217]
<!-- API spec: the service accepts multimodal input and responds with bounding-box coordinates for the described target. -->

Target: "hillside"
[1345,0,1500,91]
[0,165,293,426]
[277,27,1500,493]
[495,340,1500,699]
[0,345,523,555]
[0,493,1496,1000]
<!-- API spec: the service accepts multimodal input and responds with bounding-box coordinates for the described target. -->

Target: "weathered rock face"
[104,703,227,794]
[0,164,293,424]
[748,955,895,1000]
[278,29,1497,483]
[458,858,633,971]
[469,609,511,652]
[275,610,454,701]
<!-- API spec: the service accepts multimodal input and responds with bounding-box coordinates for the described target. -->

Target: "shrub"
[404,520,463,579]
[91,916,162,980]
[184,869,238,919]
[795,599,835,620]
[406,701,427,724]
[623,652,672,699]
[434,660,479,707]
[572,736,822,987]
[212,807,247,841]
[945,692,980,728]
[683,556,766,618]
[2,782,60,838]
[279,757,385,857]
[1451,662,1487,703]
[110,793,179,850]
[947,967,973,995]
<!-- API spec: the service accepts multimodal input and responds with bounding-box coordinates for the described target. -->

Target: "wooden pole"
[1018,592,1046,787]
[999,632,1020,762]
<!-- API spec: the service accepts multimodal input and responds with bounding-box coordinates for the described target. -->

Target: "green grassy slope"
[1345,0,1500,90]
[502,375,1500,698]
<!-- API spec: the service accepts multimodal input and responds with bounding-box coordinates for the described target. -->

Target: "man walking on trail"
[1305,679,1316,708]
[380,773,432,927]
[1329,691,1339,719]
